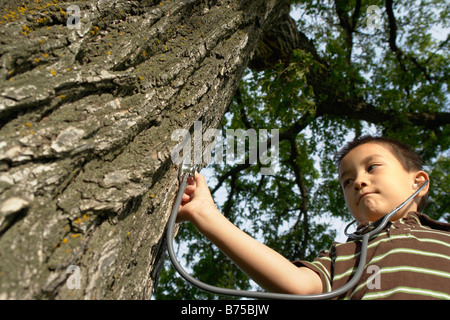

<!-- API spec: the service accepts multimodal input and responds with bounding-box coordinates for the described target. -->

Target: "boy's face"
[339,142,423,223]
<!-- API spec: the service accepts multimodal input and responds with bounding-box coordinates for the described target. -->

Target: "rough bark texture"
[0,0,290,299]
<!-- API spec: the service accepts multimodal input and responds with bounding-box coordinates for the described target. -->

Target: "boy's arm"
[177,172,323,295]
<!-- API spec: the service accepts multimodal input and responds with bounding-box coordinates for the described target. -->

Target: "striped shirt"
[294,212,450,299]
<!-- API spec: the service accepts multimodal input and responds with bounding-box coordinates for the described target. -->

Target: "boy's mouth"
[358,192,374,205]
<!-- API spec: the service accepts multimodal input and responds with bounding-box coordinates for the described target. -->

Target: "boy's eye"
[343,179,352,188]
[368,164,379,172]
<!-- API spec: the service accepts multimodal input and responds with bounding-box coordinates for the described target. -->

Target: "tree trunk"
[0,0,290,299]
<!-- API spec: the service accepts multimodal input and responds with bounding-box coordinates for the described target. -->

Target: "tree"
[0,0,293,299]
[156,0,449,299]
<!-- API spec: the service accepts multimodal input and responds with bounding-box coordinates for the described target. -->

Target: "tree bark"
[0,0,290,299]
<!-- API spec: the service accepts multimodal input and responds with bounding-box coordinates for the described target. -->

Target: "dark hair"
[335,135,428,212]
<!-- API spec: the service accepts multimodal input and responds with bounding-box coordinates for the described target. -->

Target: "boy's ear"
[413,171,430,196]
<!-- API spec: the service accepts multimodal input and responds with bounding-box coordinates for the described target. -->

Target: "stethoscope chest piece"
[178,162,195,182]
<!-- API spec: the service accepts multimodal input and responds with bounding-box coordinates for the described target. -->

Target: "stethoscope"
[166,163,429,300]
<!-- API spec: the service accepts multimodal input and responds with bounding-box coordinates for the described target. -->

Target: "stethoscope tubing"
[166,169,428,299]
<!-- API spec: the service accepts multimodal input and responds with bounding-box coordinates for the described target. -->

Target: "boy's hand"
[177,172,217,223]
[174,172,323,295]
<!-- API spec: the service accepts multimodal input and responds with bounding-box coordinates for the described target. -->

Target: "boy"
[176,135,450,299]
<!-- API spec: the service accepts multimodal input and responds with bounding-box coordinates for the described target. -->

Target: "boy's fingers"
[194,171,208,187]
[184,184,196,195]
[182,193,191,202]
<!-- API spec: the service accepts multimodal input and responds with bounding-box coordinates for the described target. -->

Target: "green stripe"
[334,247,450,282]
[315,225,450,295]
[379,266,450,278]
[413,228,450,239]
[348,266,450,299]
[370,248,450,264]
[310,260,332,292]
[360,286,450,300]
[413,236,450,249]
[333,266,358,282]
[335,234,450,263]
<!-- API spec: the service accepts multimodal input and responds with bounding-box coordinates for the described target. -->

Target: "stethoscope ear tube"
[345,180,429,240]
[166,169,428,299]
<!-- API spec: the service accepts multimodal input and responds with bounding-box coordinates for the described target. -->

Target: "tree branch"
[317,95,450,130]
[334,0,361,64]
[211,163,251,195]
[249,9,449,131]
[235,88,254,130]
[385,0,433,84]
[211,111,311,195]
[385,0,400,54]
[222,172,237,219]
[287,137,309,258]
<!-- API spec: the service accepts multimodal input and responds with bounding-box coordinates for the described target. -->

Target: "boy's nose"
[353,178,368,191]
